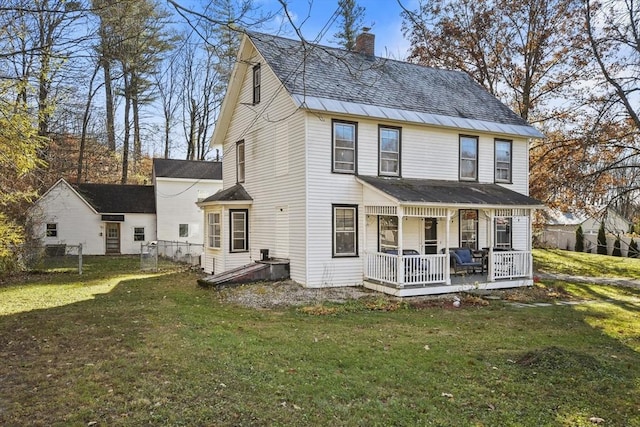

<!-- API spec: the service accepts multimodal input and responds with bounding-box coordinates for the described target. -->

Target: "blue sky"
[259,0,415,59]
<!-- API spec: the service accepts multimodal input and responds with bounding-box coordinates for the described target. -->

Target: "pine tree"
[574,225,584,252]
[597,222,608,255]
[334,0,366,51]
[629,238,639,258]
[612,236,622,257]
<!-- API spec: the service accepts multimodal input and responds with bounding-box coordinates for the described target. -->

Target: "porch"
[363,249,533,297]
[357,176,543,297]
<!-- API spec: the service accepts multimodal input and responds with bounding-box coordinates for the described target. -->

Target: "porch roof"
[358,176,543,208]
[199,184,253,205]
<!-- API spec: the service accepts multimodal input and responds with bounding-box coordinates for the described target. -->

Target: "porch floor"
[363,271,533,297]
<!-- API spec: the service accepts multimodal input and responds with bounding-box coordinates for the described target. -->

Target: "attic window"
[252,64,261,104]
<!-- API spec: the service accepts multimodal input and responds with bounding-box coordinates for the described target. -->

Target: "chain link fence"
[17,244,83,274]
[140,240,204,272]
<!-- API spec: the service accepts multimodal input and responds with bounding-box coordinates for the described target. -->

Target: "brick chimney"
[355,29,375,56]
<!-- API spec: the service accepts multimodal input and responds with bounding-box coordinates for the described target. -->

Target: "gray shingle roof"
[358,176,542,207]
[201,184,253,203]
[249,32,536,132]
[75,184,156,213]
[153,158,222,180]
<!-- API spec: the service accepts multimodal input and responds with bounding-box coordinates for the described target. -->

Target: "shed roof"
[153,158,222,180]
[248,32,543,138]
[75,184,156,214]
[358,176,543,207]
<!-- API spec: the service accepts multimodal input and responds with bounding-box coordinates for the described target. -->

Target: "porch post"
[397,206,404,287]
[528,209,533,279]
[488,209,495,281]
[445,209,451,285]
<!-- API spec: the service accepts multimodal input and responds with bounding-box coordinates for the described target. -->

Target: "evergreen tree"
[574,225,584,252]
[597,222,608,255]
[612,236,622,257]
[334,0,366,51]
[629,238,638,258]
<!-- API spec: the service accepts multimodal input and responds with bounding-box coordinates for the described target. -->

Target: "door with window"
[105,223,120,254]
[424,218,438,254]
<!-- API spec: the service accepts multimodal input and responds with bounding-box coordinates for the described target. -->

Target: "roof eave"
[293,95,544,139]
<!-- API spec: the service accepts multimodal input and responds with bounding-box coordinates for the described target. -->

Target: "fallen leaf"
[441,392,454,398]
[589,417,605,424]
[424,345,430,351]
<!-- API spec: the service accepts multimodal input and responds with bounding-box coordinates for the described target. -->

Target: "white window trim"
[495,139,512,183]
[208,212,221,249]
[133,227,145,242]
[236,140,245,183]
[46,223,58,237]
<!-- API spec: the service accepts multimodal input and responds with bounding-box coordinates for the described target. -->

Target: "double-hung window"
[133,227,145,242]
[179,224,189,238]
[495,218,512,249]
[230,209,248,252]
[208,213,221,248]
[236,140,245,183]
[495,139,512,183]
[379,216,398,252]
[379,126,401,176]
[332,120,357,173]
[460,135,478,181]
[333,205,358,257]
[46,223,57,237]
[459,209,478,250]
[252,64,261,104]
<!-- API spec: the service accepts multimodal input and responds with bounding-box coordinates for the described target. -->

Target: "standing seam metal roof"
[153,158,222,180]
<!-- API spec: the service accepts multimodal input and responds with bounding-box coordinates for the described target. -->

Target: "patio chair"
[450,247,483,274]
[384,249,429,282]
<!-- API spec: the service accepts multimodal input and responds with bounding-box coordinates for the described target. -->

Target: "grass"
[534,247,640,279]
[0,251,639,426]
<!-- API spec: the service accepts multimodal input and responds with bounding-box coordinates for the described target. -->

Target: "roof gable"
[247,32,542,138]
[200,184,253,203]
[74,183,156,214]
[153,158,222,180]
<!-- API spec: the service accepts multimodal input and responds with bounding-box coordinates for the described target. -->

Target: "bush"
[612,236,622,257]
[629,238,639,258]
[575,225,584,252]
[597,222,608,255]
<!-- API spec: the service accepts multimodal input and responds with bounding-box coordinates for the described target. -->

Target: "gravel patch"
[216,280,379,309]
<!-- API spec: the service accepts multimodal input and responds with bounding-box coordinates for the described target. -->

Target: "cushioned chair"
[450,247,483,274]
[384,249,429,281]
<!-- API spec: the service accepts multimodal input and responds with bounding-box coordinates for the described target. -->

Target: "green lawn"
[0,251,639,426]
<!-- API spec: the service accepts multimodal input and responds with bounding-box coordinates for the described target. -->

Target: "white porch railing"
[490,250,531,280]
[365,252,447,287]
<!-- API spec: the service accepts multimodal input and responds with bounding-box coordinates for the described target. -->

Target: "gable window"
[333,205,358,257]
[379,126,401,176]
[133,227,145,242]
[495,218,512,249]
[236,140,245,183]
[495,139,512,183]
[379,216,398,252]
[460,209,478,250]
[332,120,357,174]
[208,213,221,248]
[252,64,261,104]
[46,223,57,237]
[460,135,478,181]
[179,224,189,238]
[230,209,248,252]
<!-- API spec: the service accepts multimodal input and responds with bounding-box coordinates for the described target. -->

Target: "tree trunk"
[102,57,116,151]
[121,70,131,184]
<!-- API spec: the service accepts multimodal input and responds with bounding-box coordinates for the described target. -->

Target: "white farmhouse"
[198,31,544,296]
[30,178,156,255]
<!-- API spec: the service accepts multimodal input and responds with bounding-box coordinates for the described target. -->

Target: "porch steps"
[198,259,290,289]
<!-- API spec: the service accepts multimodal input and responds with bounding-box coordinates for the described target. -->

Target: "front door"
[424,218,438,254]
[105,223,121,254]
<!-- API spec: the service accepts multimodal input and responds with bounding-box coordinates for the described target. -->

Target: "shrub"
[612,236,622,257]
[597,222,608,255]
[575,225,584,252]
[629,238,639,258]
